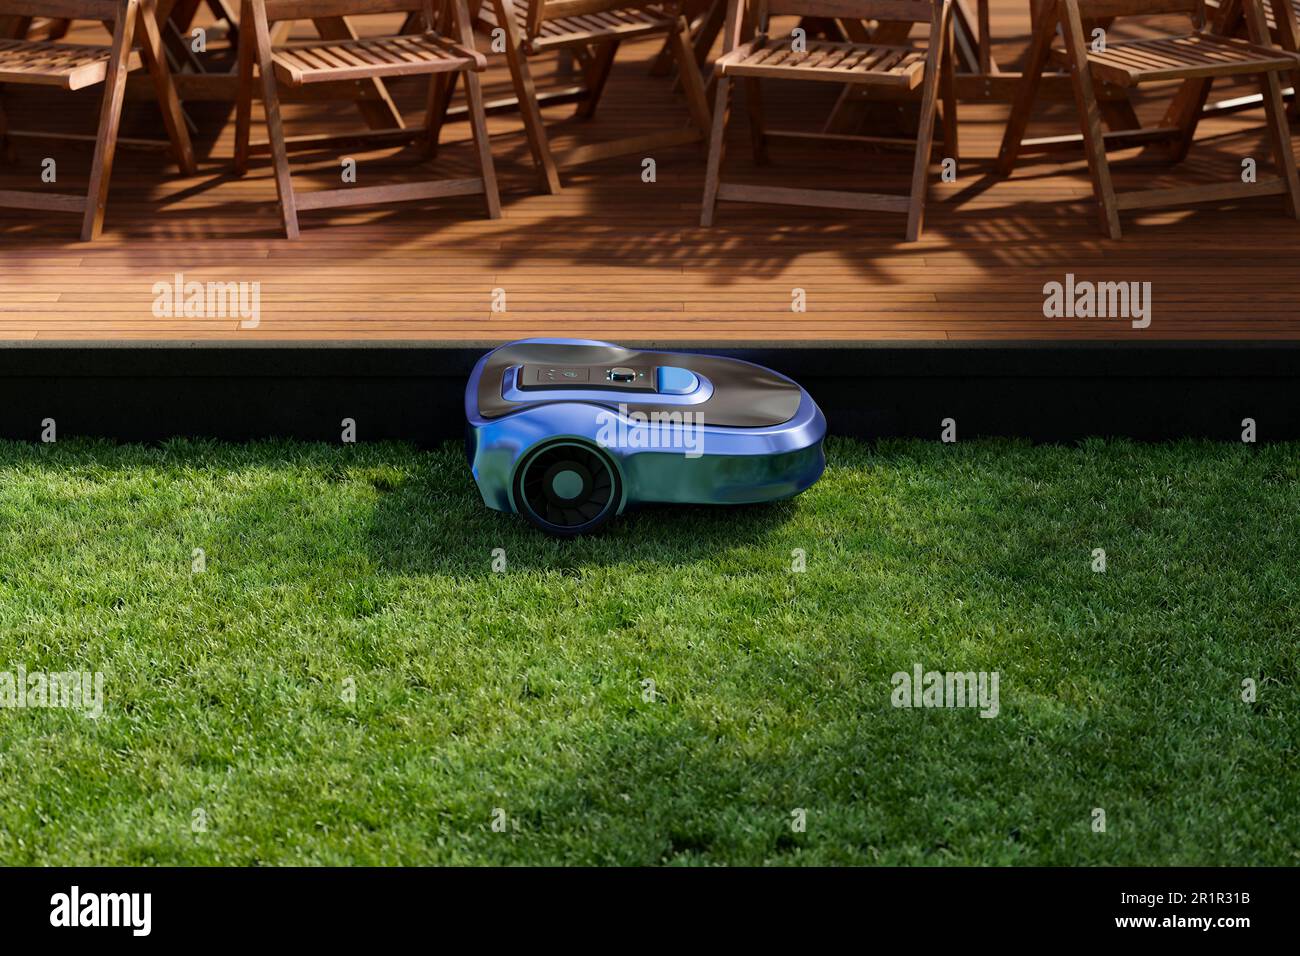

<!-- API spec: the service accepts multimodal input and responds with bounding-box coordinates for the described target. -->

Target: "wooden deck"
[1,6,1298,343]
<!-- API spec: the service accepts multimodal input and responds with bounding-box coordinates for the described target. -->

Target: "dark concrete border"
[1,340,1296,445]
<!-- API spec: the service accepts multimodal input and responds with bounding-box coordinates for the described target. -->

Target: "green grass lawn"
[0,436,1296,865]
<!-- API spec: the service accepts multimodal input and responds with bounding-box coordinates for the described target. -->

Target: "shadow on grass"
[0,437,800,580]
[363,444,796,578]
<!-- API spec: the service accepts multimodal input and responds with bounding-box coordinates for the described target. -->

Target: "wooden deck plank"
[0,10,1297,342]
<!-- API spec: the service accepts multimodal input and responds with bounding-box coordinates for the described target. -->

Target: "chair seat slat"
[718,37,929,87]
[477,2,675,49]
[271,32,479,84]
[1079,34,1300,84]
[0,38,141,89]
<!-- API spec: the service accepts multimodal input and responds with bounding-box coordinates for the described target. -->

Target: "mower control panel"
[519,364,699,396]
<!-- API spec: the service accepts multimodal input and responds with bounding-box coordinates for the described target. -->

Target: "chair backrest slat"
[527,0,665,29]
[261,0,425,20]
[1,0,121,19]
[763,0,934,21]
[1068,0,1202,17]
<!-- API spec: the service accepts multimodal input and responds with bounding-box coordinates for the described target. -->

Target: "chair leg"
[576,39,618,120]
[905,42,943,241]
[207,0,239,43]
[1086,18,1140,135]
[424,70,458,159]
[649,34,674,78]
[137,0,196,175]
[1162,75,1214,165]
[556,47,577,79]
[233,0,255,175]
[312,16,404,132]
[1159,2,1225,165]
[250,0,299,238]
[995,0,1055,175]
[668,15,712,135]
[744,78,767,164]
[463,69,502,220]
[1258,69,1300,219]
[940,9,958,171]
[496,0,561,194]
[1240,0,1300,213]
[1059,0,1120,239]
[81,0,139,242]
[700,74,731,227]
[0,91,11,163]
[1277,2,1300,123]
[822,86,860,136]
[693,0,725,69]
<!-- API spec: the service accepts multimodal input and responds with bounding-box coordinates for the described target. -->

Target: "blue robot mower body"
[465,339,827,535]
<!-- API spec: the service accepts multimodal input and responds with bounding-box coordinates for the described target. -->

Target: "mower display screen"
[518,365,656,393]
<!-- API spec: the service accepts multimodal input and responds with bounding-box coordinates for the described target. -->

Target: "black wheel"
[513,441,621,536]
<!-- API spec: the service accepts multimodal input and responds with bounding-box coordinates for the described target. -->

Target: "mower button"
[656,366,699,395]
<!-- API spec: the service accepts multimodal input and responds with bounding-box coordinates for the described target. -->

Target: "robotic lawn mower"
[465,339,827,536]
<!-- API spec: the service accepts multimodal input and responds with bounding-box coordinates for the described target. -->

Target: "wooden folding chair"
[0,0,196,240]
[699,0,958,241]
[997,0,1300,239]
[232,0,500,238]
[478,0,712,193]
[427,0,631,127]
[1203,0,1300,118]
